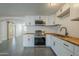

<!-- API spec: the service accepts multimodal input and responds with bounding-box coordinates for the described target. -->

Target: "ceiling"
[0,3,64,17]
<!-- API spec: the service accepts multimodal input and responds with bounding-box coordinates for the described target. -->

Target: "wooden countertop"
[46,33,79,46]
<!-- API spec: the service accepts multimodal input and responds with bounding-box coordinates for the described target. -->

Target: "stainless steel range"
[34,30,46,46]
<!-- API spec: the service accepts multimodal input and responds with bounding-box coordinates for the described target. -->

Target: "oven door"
[34,37,45,45]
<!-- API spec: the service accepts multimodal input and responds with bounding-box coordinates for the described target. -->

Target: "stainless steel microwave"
[35,20,45,25]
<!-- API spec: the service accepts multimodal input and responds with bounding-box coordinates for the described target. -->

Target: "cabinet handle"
[63,43,69,47]
[53,42,55,46]
[28,38,30,40]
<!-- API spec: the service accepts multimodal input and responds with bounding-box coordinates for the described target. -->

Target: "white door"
[7,22,16,55]
[7,22,15,40]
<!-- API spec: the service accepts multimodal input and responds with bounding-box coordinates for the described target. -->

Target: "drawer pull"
[63,43,69,47]
[28,38,30,40]
[54,42,55,46]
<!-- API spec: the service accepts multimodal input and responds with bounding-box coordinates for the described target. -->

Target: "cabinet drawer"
[62,41,74,52]
[60,45,73,56]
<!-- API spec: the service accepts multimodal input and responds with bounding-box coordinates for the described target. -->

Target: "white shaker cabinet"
[59,40,74,56]
[74,45,79,56]
[51,35,74,56]
[25,16,35,25]
[23,35,34,47]
[51,36,64,56]
[46,35,52,47]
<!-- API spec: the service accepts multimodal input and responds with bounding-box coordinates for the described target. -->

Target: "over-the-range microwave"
[35,20,45,25]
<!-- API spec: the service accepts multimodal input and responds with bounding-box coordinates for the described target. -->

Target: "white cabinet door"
[62,40,74,52]
[53,39,73,56]
[59,40,73,56]
[46,35,52,47]
[23,35,34,47]
[23,35,28,47]
[59,44,73,56]
[25,16,35,25]
[50,36,61,55]
[28,35,34,47]
[52,38,65,56]
[51,35,74,56]
[51,36,57,49]
[74,45,79,56]
[53,40,61,56]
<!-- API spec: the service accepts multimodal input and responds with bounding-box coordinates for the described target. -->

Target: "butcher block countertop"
[46,33,79,46]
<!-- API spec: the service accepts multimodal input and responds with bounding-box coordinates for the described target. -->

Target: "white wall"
[0,21,7,43]
[55,13,79,38]
[14,23,24,55]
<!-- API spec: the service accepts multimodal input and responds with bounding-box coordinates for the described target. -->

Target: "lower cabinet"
[74,45,79,56]
[23,34,79,56]
[51,35,74,56]
[57,41,73,56]
[52,40,63,56]
[23,35,34,47]
[46,35,52,47]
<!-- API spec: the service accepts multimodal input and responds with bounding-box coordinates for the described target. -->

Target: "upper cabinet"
[70,4,79,21]
[56,4,70,17]
[46,16,55,25]
[25,16,35,26]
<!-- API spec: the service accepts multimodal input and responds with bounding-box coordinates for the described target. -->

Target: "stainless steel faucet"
[60,27,68,36]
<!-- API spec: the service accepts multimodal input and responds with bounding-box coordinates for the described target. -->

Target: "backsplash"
[55,14,79,38]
